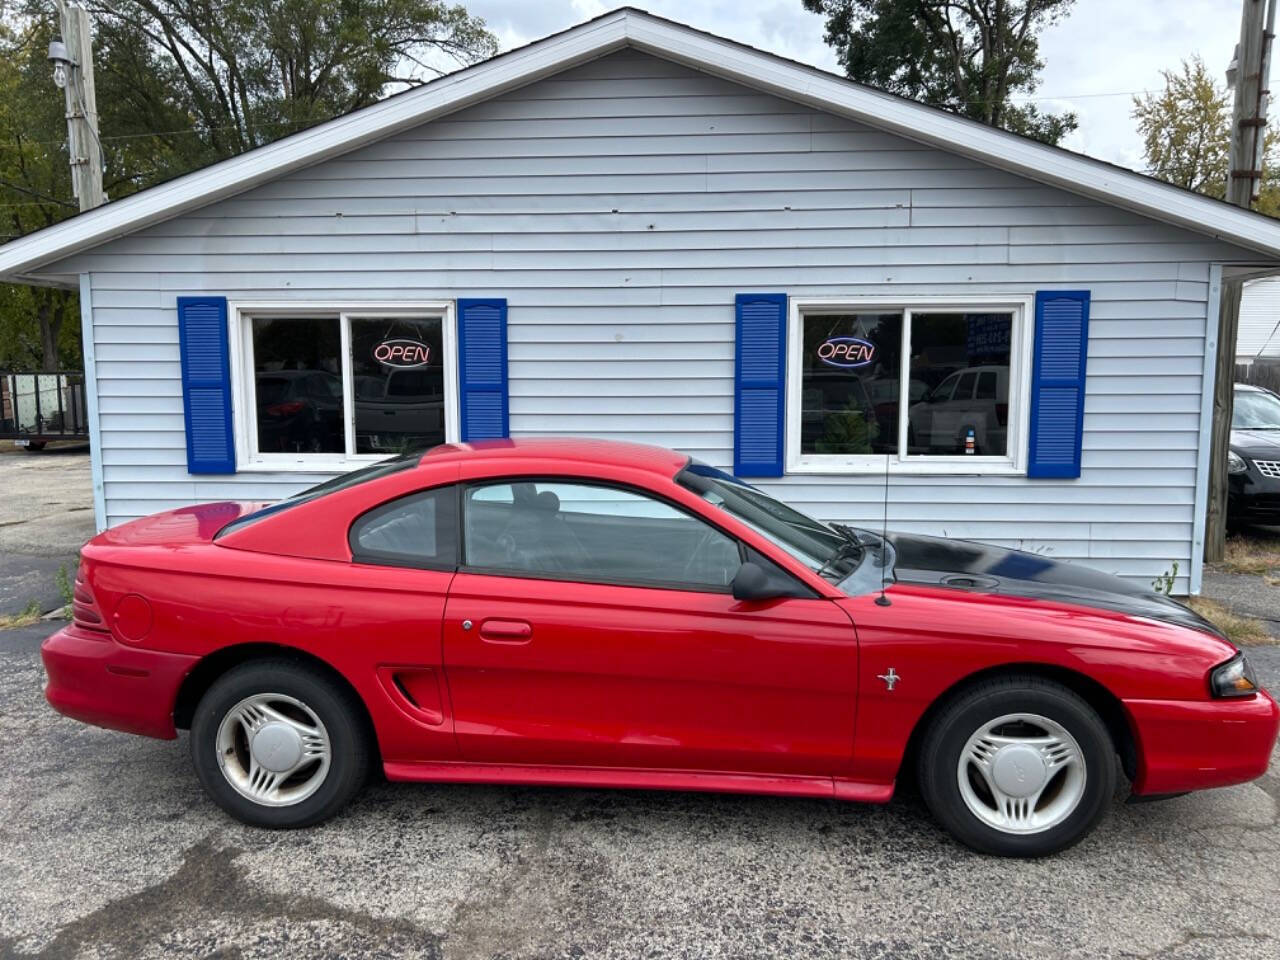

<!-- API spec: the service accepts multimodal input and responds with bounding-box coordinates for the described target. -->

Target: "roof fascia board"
[623,15,1280,259]
[0,13,629,280]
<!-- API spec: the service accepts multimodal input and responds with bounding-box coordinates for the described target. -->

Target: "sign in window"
[350,318,445,455]
[799,313,902,456]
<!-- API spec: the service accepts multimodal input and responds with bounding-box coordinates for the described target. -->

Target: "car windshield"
[215,451,423,538]
[677,461,895,597]
[1234,387,1280,429]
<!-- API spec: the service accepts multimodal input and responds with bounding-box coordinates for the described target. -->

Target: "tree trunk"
[38,292,65,371]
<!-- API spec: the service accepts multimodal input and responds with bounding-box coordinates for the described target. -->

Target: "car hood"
[886,531,1222,638]
[1231,428,1280,456]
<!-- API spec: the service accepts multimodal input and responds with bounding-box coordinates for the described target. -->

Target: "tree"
[802,0,1078,145]
[81,1,499,155]
[1132,57,1230,195]
[0,1,497,371]
[1131,56,1280,216]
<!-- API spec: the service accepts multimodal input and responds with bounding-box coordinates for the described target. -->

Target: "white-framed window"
[227,301,460,472]
[786,296,1034,476]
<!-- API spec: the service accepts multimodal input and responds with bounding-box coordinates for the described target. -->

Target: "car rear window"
[215,452,422,538]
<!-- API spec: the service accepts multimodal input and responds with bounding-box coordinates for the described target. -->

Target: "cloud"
[465,0,1247,169]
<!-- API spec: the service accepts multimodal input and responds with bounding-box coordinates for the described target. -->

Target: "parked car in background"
[907,365,1009,455]
[353,368,446,454]
[41,438,1277,858]
[1228,382,1280,528]
[254,370,344,454]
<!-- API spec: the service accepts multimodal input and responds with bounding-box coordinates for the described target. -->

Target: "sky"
[465,0,1246,172]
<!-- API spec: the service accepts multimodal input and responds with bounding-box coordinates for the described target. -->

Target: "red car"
[42,439,1278,856]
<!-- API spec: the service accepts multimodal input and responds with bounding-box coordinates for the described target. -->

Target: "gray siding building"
[3,8,1279,595]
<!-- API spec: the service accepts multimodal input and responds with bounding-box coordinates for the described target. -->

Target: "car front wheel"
[190,659,371,828]
[917,676,1115,857]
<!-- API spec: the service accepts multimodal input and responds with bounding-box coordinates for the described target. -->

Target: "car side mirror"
[732,561,784,602]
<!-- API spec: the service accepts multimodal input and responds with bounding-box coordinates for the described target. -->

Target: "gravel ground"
[1,624,1277,960]
[0,448,93,617]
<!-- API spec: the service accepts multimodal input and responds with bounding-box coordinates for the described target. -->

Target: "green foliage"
[55,562,73,609]
[1152,560,1179,596]
[1132,56,1280,215]
[815,405,878,454]
[81,0,499,154]
[803,0,1078,145]
[1132,57,1231,195]
[0,1,497,371]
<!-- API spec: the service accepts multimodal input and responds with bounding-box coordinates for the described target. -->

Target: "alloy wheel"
[215,692,332,807]
[955,712,1086,835]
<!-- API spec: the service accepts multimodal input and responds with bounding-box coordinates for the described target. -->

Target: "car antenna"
[874,442,892,607]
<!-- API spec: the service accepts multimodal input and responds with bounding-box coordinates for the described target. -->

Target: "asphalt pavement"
[0,447,93,617]
[2,623,1278,960]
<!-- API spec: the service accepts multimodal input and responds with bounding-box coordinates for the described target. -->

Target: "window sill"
[785,458,1024,478]
[236,456,388,475]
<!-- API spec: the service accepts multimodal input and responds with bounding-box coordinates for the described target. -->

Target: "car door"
[441,478,860,777]
[935,370,976,449]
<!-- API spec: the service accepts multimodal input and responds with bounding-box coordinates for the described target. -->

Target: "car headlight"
[1227,450,1249,475]
[1210,652,1259,698]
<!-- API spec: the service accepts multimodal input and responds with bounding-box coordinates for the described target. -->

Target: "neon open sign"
[817,337,876,368]
[373,339,431,368]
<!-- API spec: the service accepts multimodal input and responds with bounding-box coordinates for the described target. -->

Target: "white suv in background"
[907,365,1009,456]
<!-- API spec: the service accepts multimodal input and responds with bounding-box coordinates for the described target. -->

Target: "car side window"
[349,485,458,568]
[976,371,997,400]
[955,371,977,400]
[463,480,742,590]
[933,374,958,402]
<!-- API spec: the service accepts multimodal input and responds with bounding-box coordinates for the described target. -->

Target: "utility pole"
[1206,0,1277,561]
[49,1,103,211]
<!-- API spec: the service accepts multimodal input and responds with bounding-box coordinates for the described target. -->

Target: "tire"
[917,675,1115,857]
[23,441,46,451]
[190,658,372,828]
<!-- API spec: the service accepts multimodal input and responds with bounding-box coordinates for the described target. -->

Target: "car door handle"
[478,619,533,643]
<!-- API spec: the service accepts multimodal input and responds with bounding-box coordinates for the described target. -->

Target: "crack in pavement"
[0,836,444,960]
[1121,928,1279,959]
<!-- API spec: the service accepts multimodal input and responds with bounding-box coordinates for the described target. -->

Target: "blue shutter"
[1028,291,1090,479]
[457,298,509,441]
[734,293,787,477]
[176,296,235,474]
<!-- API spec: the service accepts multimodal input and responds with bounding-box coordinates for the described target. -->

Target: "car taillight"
[996,403,1008,427]
[72,573,110,637]
[266,401,305,416]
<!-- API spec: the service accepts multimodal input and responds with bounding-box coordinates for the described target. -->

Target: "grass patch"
[1216,535,1280,576]
[0,600,43,630]
[1185,596,1276,646]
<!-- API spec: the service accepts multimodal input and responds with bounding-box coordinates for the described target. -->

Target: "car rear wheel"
[190,659,371,828]
[917,676,1115,857]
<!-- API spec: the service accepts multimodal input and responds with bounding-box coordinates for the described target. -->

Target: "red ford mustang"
[42,438,1278,856]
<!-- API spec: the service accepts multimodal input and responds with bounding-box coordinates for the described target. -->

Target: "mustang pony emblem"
[877,668,900,691]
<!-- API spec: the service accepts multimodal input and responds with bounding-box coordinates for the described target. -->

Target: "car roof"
[417,437,690,479]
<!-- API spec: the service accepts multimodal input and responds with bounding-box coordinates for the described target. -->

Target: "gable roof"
[4,5,1280,285]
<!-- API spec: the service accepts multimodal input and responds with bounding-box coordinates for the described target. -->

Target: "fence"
[0,372,89,444]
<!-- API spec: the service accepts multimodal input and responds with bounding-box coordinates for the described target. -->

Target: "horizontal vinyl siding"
[68,50,1271,590]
